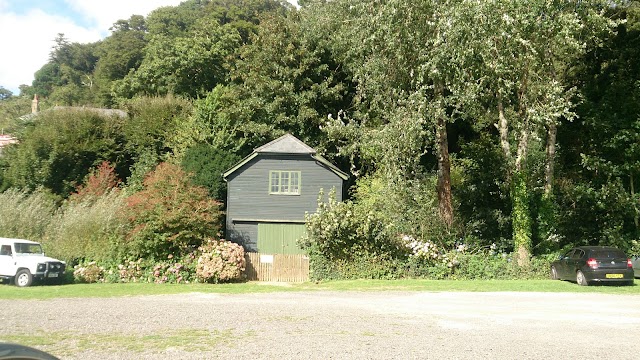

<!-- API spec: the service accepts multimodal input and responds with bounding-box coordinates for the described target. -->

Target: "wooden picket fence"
[244,253,310,282]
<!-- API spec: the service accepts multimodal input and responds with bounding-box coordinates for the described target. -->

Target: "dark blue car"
[551,246,634,286]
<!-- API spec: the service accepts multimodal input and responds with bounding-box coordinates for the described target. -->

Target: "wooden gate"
[244,252,309,282]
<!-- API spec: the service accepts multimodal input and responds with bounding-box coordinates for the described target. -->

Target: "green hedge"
[309,252,555,281]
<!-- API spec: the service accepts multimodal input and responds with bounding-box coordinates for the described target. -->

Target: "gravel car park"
[0,291,638,359]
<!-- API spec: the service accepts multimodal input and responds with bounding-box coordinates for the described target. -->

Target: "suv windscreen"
[14,243,43,255]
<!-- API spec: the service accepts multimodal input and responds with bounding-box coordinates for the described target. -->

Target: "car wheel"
[576,270,588,286]
[551,266,559,280]
[15,269,33,287]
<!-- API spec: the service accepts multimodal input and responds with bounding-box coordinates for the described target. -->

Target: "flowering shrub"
[113,259,145,283]
[301,189,397,261]
[196,239,245,283]
[151,259,196,284]
[73,262,105,283]
[98,256,197,283]
[402,234,461,269]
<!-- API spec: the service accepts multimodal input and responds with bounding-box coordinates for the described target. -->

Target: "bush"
[69,161,121,203]
[124,162,223,260]
[300,189,398,261]
[309,246,554,281]
[451,253,554,280]
[0,188,56,240]
[73,262,105,283]
[150,253,198,284]
[310,251,407,280]
[43,189,128,264]
[181,144,240,200]
[196,239,245,283]
[74,255,199,284]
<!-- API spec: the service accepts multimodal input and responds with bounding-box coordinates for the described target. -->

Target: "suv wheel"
[15,269,33,287]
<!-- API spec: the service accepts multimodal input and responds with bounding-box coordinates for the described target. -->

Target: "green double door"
[257,223,306,254]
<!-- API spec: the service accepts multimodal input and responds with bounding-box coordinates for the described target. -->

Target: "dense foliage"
[1,0,639,282]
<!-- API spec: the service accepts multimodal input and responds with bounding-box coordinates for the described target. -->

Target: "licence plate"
[48,273,58,278]
[605,273,623,279]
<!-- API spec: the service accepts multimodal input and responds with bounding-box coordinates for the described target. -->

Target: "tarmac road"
[1,291,639,359]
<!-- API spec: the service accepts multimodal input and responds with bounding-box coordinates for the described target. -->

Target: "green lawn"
[0,279,638,299]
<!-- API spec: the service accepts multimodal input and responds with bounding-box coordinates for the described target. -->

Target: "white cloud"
[65,0,183,33]
[0,0,298,95]
[0,0,183,94]
[0,7,102,94]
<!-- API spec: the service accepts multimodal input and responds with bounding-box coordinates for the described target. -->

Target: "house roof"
[0,134,18,148]
[254,133,316,154]
[223,134,349,181]
[19,106,127,121]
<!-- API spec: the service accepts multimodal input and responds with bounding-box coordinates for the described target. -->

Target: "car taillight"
[628,259,633,268]
[587,258,598,269]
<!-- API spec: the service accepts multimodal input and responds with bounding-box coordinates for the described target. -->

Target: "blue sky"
[2,0,279,95]
[2,0,93,28]
[0,0,298,95]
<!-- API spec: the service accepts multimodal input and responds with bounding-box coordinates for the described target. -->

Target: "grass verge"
[1,328,252,357]
[0,279,639,299]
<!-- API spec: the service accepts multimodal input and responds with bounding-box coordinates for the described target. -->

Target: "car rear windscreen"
[592,250,626,259]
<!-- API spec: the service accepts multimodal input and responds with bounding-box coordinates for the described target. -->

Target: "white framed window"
[269,171,301,195]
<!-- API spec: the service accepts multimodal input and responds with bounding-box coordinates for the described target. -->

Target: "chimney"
[31,94,39,114]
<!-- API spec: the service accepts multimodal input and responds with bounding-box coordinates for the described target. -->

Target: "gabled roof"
[223,134,349,181]
[254,133,316,154]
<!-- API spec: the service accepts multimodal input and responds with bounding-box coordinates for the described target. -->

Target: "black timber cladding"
[223,134,347,252]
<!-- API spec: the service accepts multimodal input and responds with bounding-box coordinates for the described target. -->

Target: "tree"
[124,162,223,259]
[0,87,12,101]
[450,0,614,265]
[93,16,148,106]
[113,21,241,98]
[552,1,640,249]
[32,34,100,104]
[181,143,240,200]
[306,0,460,228]
[122,95,193,161]
[1,108,128,197]
[206,11,356,155]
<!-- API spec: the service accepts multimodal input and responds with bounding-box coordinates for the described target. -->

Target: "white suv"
[0,237,66,287]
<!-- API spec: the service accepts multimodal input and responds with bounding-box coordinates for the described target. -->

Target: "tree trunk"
[512,171,532,267]
[632,173,639,230]
[544,121,557,196]
[497,92,511,168]
[513,75,531,267]
[435,84,453,228]
[436,114,453,228]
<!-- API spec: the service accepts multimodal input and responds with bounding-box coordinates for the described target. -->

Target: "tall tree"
[212,11,356,154]
[93,15,148,106]
[306,0,466,228]
[113,21,241,99]
[448,0,615,264]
